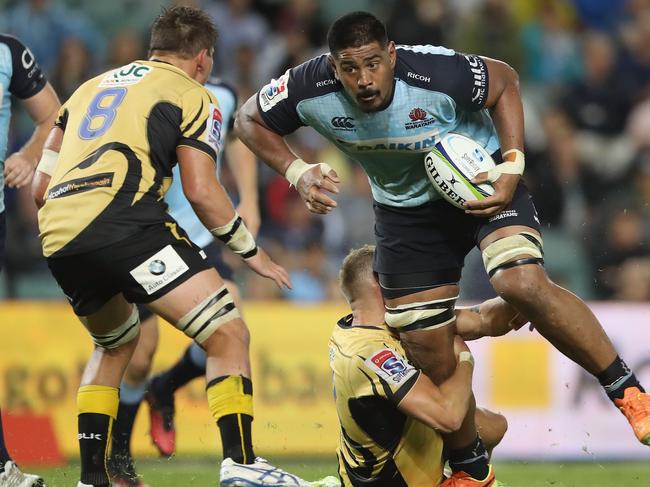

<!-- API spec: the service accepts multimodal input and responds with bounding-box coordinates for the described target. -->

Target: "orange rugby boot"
[439,465,497,486]
[615,386,650,445]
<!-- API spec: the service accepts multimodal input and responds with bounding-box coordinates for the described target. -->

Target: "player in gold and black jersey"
[331,245,517,487]
[32,7,308,487]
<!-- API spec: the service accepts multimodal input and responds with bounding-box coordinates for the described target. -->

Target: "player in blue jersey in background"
[0,33,59,487]
[236,11,650,487]
[107,78,260,487]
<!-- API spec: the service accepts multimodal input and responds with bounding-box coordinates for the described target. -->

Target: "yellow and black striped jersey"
[38,60,221,257]
[329,315,444,487]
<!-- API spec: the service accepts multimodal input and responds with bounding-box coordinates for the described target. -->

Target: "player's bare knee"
[492,265,549,306]
[174,285,242,345]
[89,305,141,350]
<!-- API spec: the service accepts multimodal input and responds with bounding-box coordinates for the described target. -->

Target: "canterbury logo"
[331,116,355,129]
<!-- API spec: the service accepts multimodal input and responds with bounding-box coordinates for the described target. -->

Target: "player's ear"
[387,41,396,68]
[328,54,340,81]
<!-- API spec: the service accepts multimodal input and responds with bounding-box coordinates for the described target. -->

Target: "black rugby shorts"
[47,223,211,316]
[373,182,541,298]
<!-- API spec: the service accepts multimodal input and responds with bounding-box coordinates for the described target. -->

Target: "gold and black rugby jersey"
[329,315,444,487]
[38,60,222,257]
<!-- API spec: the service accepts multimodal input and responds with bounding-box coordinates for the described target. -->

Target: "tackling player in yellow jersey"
[32,7,308,487]
[331,245,520,487]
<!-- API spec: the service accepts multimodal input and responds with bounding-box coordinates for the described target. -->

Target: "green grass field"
[28,459,650,486]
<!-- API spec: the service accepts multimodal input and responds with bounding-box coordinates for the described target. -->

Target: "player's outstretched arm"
[178,146,291,289]
[236,96,339,215]
[465,57,524,217]
[397,336,475,434]
[455,297,528,340]
[5,82,60,189]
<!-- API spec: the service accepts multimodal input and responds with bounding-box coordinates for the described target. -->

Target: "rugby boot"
[0,461,45,487]
[439,464,496,486]
[145,375,176,457]
[220,457,311,486]
[615,386,650,445]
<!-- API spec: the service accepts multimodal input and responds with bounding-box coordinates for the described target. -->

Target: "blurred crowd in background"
[2,0,650,302]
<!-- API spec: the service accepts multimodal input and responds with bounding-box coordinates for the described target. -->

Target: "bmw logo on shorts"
[148,259,166,276]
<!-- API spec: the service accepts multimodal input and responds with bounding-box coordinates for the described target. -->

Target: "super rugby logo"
[365,349,415,384]
[207,104,223,152]
[259,71,290,112]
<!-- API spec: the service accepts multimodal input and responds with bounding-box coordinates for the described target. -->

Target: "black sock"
[596,355,645,402]
[0,409,12,467]
[111,401,141,460]
[448,435,489,480]
[217,413,255,464]
[79,413,112,487]
[152,345,204,400]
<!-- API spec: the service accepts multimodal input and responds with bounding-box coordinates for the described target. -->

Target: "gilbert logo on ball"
[424,133,495,209]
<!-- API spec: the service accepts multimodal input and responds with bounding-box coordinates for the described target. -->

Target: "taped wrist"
[36,149,59,176]
[210,214,258,258]
[284,158,334,187]
[458,351,475,367]
[486,149,525,182]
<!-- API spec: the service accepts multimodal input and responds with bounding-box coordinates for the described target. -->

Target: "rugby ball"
[424,133,496,209]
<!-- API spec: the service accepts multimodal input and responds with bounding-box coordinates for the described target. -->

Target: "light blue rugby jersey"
[164,79,238,248]
[0,34,46,213]
[257,45,499,207]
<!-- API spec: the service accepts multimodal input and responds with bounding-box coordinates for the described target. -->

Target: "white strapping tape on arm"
[486,149,525,182]
[458,351,475,367]
[36,149,59,176]
[285,158,334,187]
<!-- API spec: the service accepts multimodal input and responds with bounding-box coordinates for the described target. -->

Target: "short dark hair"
[149,6,218,59]
[327,11,387,56]
[339,245,376,302]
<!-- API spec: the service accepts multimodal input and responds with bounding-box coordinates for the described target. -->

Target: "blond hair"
[339,245,376,302]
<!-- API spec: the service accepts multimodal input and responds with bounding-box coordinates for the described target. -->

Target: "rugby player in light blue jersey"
[107,78,261,487]
[0,33,59,487]
[236,11,650,487]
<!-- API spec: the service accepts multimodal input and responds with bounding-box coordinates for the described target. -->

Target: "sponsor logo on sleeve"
[259,71,290,112]
[206,103,222,152]
[99,62,152,87]
[365,348,417,385]
[464,55,488,106]
[129,245,189,295]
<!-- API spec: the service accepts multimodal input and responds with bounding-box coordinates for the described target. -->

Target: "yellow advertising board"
[0,302,347,458]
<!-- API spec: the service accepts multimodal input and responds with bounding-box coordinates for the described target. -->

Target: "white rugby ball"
[424,133,496,209]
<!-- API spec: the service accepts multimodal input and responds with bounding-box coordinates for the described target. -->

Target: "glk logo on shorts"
[130,245,189,295]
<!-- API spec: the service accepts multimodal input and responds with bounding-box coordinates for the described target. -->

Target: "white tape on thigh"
[482,233,543,275]
[385,296,458,332]
[176,286,240,344]
[90,305,140,349]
